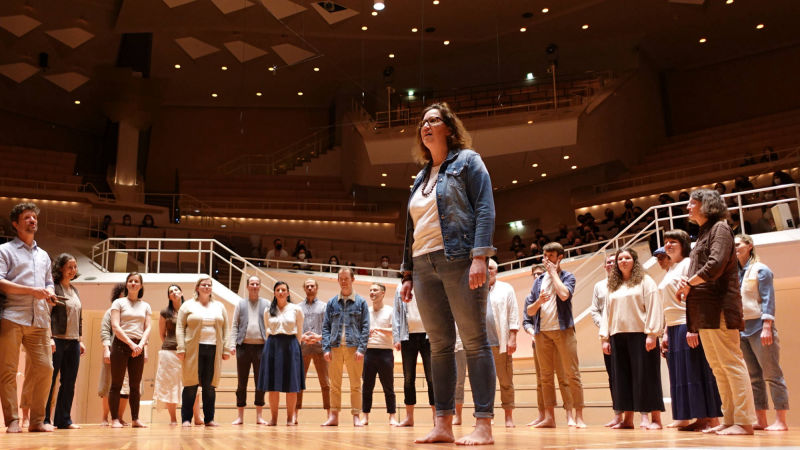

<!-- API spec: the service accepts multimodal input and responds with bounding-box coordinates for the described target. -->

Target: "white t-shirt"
[538,273,561,332]
[368,304,394,349]
[199,302,220,345]
[410,164,445,257]
[658,258,689,327]
[406,297,426,334]
[111,297,151,341]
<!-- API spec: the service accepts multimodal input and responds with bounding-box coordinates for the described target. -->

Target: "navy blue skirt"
[257,334,306,393]
[666,323,723,420]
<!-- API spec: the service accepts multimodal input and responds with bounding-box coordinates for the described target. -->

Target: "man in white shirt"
[486,259,519,427]
[361,283,398,425]
[229,276,268,425]
[265,238,289,267]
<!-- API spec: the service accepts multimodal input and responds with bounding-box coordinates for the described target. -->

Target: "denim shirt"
[321,293,370,354]
[525,270,577,335]
[392,287,427,343]
[401,149,496,272]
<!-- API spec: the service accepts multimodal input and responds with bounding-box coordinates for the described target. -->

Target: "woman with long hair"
[176,276,230,427]
[44,253,84,429]
[735,234,789,431]
[153,285,195,425]
[399,102,496,445]
[257,281,305,426]
[97,283,127,426]
[659,230,722,431]
[109,272,152,428]
[599,248,665,430]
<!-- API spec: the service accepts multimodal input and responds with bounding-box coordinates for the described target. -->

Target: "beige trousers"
[491,347,515,409]
[0,319,53,427]
[535,327,584,409]
[328,346,363,415]
[532,341,573,410]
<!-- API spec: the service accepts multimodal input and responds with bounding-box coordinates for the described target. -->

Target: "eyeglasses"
[420,116,444,127]
[199,284,212,288]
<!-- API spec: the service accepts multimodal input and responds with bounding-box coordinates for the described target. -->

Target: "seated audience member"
[292,249,311,270]
[729,215,751,236]
[556,224,568,241]
[141,215,155,228]
[601,208,616,225]
[752,207,775,234]
[265,238,289,267]
[760,146,778,163]
[375,255,392,277]
[771,171,794,199]
[533,228,547,243]
[513,250,530,269]
[509,235,525,253]
[325,255,340,273]
[122,214,132,226]
[621,200,636,223]
[740,152,756,166]
[571,238,586,256]
[529,243,542,257]
[292,239,313,260]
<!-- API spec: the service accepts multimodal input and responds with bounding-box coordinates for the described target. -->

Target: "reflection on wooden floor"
[3,421,799,449]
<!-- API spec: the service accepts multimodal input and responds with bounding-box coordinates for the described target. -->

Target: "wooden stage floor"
[3,422,799,449]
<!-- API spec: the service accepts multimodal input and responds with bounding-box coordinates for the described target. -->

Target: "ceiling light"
[563,155,570,159]
[221,66,228,71]
[527,120,533,124]
[380,183,386,187]
[532,163,538,167]
[526,72,534,80]
[520,27,527,32]
[297,91,303,96]
[512,180,518,184]
[174,64,181,69]
[256,92,262,96]
[756,23,764,29]
[373,0,385,10]
[372,11,378,16]
[388,53,395,58]
[541,173,547,177]
[361,25,368,31]
[582,24,589,30]
[211,93,218,98]
[726,0,733,4]
[699,37,707,43]
[408,89,415,96]
[571,165,577,169]
[411,175,416,179]
[268,66,275,71]
[433,0,440,4]
[313,67,320,72]
[399,128,405,133]
[411,27,418,32]
[381,173,387,177]
[443,40,450,45]
[73,100,80,105]
[542,7,549,13]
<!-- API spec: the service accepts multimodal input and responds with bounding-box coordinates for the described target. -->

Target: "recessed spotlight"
[520,27,527,32]
[313,67,320,72]
[433,0,439,4]
[542,7,549,13]
[527,120,533,124]
[268,66,275,71]
[374,0,385,10]
[73,100,80,105]
[411,175,416,179]
[582,24,589,30]
[381,173,387,177]
[512,180,518,184]
[174,64,181,69]
[408,89,415,96]
[571,165,577,170]
[531,163,538,168]
[563,155,570,160]
[756,23,765,29]
[221,66,228,71]
[400,128,406,133]
[211,93,218,98]
[725,0,733,4]
[541,173,547,177]
[361,25,368,31]
[526,72,534,80]
[411,27,418,33]
[443,40,450,45]
[388,53,395,58]
[380,183,386,187]
[256,92,262,96]
[371,11,378,16]
[297,91,303,96]
[699,37,707,43]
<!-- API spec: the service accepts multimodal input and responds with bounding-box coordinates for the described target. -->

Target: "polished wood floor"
[3,419,799,449]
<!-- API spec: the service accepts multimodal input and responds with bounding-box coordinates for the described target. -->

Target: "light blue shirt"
[0,237,54,328]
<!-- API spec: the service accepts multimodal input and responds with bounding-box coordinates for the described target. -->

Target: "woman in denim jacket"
[400,102,496,445]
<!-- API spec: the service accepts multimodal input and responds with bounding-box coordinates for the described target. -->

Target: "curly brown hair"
[607,248,644,292]
[412,102,472,165]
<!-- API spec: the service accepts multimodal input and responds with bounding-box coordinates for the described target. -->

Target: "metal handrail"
[218,129,331,176]
[243,257,401,278]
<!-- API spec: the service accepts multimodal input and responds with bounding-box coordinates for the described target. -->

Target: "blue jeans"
[740,329,789,410]
[412,250,495,418]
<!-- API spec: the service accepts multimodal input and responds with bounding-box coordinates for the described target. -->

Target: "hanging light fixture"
[373,0,385,11]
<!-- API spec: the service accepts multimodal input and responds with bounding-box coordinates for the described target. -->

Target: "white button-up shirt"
[0,237,54,328]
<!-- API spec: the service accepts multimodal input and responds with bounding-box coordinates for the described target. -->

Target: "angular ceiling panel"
[224,40,268,63]
[260,0,306,20]
[0,15,41,37]
[210,0,255,14]
[0,62,40,83]
[310,2,358,25]
[163,0,197,7]
[43,72,90,92]
[271,43,315,66]
[45,27,95,49]
[175,36,220,59]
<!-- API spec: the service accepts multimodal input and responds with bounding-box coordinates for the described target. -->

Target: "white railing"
[218,129,331,176]
[244,257,401,278]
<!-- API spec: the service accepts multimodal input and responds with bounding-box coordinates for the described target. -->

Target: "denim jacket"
[321,293,370,354]
[401,148,496,272]
[392,287,427,343]
[526,270,577,335]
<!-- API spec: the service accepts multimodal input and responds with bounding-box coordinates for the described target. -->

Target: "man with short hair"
[526,242,585,428]
[295,278,330,423]
[0,202,57,433]
[361,283,398,425]
[229,275,269,425]
[321,268,370,427]
[265,238,289,267]
[588,253,622,428]
[485,259,519,427]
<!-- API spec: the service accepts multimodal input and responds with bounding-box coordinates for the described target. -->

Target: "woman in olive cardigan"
[176,276,231,427]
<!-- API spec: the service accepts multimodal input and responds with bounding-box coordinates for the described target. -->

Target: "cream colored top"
[410,164,445,257]
[658,258,689,327]
[406,296,425,333]
[368,304,394,349]
[599,275,664,340]
[537,273,560,332]
[176,299,230,387]
[264,302,304,339]
[198,302,223,345]
[111,297,151,341]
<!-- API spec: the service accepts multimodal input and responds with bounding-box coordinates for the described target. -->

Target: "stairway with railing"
[218,129,332,177]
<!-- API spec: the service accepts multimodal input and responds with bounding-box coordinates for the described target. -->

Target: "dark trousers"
[610,333,664,413]
[603,351,620,413]
[109,339,145,421]
[362,348,396,413]
[182,344,216,424]
[236,343,265,407]
[45,338,80,428]
[297,345,330,409]
[400,333,434,406]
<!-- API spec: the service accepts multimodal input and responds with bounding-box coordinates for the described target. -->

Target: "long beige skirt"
[153,349,182,406]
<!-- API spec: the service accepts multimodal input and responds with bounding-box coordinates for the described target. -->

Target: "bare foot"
[717,424,753,435]
[182,421,192,427]
[286,421,297,427]
[765,421,789,431]
[321,416,338,427]
[131,420,148,428]
[204,421,218,427]
[533,418,555,428]
[453,415,462,425]
[353,415,365,427]
[111,420,124,429]
[574,418,587,429]
[678,419,707,432]
[194,419,204,426]
[505,417,515,428]
[20,419,29,429]
[415,425,455,443]
[389,416,400,426]
[265,421,277,426]
[455,419,493,446]
[702,424,729,434]
[29,423,55,432]
[100,420,110,427]
[754,423,766,430]
[604,416,622,427]
[65,424,81,429]
[611,421,634,430]
[6,420,22,433]
[395,417,414,427]
[360,414,369,426]
[256,417,269,425]
[667,420,691,428]
[231,417,244,425]
[567,417,577,427]
[169,421,178,426]
[646,422,662,430]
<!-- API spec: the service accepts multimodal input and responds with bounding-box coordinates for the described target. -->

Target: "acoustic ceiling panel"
[310,2,358,25]
[163,0,197,7]
[0,62,40,83]
[0,15,41,37]
[43,72,90,92]
[224,40,268,63]
[210,0,255,14]
[260,0,307,20]
[271,43,315,66]
[175,36,220,59]
[45,27,95,49]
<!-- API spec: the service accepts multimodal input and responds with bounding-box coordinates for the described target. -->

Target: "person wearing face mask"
[293,249,311,270]
[292,239,313,260]
[375,255,392,277]
[265,238,289,268]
